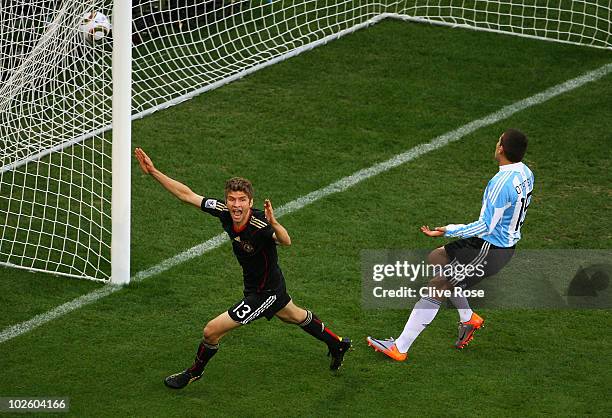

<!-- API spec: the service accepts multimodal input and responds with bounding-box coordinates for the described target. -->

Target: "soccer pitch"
[1,19,611,416]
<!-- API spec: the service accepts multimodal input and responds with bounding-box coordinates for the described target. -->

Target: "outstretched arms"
[134,148,203,208]
[264,199,291,246]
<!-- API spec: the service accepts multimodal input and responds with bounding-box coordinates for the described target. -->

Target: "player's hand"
[264,199,276,224]
[134,147,155,175]
[421,225,445,237]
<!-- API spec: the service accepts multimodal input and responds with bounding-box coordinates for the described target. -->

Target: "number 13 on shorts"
[232,301,252,319]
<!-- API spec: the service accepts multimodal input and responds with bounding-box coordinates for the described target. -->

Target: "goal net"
[1,1,114,282]
[389,1,612,49]
[1,0,609,283]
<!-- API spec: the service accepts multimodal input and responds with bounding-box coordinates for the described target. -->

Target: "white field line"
[1,62,611,344]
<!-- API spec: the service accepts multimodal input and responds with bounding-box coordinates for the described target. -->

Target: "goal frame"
[1,1,609,285]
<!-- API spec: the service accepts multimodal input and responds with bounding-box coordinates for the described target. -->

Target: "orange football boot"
[455,312,485,349]
[366,336,407,362]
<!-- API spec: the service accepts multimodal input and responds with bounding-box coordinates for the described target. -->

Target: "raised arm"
[134,148,203,208]
[264,199,291,246]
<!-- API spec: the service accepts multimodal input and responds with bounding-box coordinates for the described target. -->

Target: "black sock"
[298,310,342,348]
[187,340,218,375]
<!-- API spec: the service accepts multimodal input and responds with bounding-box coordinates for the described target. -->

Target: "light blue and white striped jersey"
[444,162,534,248]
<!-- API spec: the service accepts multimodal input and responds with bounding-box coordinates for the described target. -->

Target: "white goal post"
[111,0,132,284]
[1,1,610,284]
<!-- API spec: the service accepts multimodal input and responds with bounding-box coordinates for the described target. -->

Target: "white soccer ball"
[80,11,112,43]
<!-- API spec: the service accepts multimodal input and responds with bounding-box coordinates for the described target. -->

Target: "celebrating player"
[367,129,534,361]
[134,148,351,388]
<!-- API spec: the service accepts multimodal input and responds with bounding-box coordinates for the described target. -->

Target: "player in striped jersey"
[368,129,533,361]
[134,148,351,389]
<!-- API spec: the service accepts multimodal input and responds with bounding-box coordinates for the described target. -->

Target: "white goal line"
[1,61,611,344]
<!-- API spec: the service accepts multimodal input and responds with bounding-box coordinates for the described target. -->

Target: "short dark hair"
[501,129,528,162]
[224,177,254,200]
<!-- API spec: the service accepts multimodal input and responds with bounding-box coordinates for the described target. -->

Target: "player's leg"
[189,312,241,373]
[442,239,489,349]
[396,276,450,355]
[276,301,344,346]
[367,246,455,361]
[274,300,307,324]
[430,245,476,323]
[275,301,351,371]
[165,312,241,389]
[454,244,515,348]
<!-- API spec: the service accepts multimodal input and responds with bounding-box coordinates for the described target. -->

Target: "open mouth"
[231,209,243,220]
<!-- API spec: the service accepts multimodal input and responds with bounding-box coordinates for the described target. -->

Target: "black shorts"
[443,237,515,289]
[227,284,291,325]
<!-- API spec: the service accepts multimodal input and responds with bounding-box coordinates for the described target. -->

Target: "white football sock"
[448,294,473,322]
[395,297,441,353]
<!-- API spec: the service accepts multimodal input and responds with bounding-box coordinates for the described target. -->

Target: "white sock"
[395,297,441,353]
[449,294,473,323]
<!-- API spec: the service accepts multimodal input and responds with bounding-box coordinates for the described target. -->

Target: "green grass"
[1,19,611,417]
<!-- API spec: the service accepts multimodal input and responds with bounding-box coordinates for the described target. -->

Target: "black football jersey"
[200,197,284,293]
